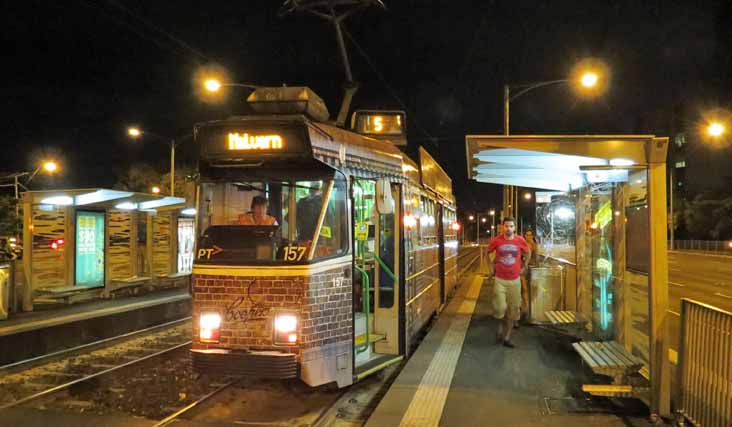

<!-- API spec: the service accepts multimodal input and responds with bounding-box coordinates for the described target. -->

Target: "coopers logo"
[227,132,284,150]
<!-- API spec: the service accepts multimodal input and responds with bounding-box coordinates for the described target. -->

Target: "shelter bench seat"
[572,341,649,398]
[104,276,152,297]
[543,310,588,338]
[155,272,190,289]
[34,286,98,305]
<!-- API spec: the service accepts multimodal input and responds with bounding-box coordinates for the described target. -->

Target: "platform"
[0,288,191,366]
[365,271,651,427]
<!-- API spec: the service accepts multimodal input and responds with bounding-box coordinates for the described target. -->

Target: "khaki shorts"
[493,277,522,321]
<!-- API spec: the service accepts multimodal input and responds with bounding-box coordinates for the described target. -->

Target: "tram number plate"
[283,245,307,261]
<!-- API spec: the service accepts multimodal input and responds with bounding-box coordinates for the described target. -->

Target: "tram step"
[355,333,386,346]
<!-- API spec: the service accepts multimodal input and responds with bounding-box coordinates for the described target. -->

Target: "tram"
[190,86,469,387]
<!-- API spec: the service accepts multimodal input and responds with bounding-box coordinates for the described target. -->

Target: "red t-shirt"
[487,234,529,280]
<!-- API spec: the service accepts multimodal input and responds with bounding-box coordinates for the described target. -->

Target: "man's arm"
[521,242,531,275]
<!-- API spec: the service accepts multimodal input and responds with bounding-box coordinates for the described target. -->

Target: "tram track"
[0,319,195,413]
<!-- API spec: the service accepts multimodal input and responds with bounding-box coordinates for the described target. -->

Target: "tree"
[0,195,20,237]
[114,164,163,193]
[682,194,732,240]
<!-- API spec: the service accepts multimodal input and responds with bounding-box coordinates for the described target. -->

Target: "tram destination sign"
[197,122,310,160]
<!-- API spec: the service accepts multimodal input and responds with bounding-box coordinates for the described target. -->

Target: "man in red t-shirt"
[487,216,530,348]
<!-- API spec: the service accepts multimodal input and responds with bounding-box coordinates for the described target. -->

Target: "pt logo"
[197,245,223,259]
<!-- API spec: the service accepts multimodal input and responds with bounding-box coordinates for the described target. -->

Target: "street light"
[127,127,190,196]
[707,122,725,137]
[202,78,261,93]
[468,214,474,221]
[523,192,532,200]
[151,186,161,194]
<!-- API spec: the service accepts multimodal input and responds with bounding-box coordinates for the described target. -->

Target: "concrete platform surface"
[366,272,653,427]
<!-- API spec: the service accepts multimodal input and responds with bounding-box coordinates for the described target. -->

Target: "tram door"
[353,178,400,367]
[436,205,446,306]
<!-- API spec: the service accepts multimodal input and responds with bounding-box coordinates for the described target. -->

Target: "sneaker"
[502,340,515,348]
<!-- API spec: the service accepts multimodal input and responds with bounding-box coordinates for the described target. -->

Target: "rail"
[670,239,732,253]
[676,298,732,427]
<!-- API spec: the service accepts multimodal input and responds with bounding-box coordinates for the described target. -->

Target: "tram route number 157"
[283,245,306,261]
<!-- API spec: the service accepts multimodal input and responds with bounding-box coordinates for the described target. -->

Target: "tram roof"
[465,135,668,191]
[22,188,187,211]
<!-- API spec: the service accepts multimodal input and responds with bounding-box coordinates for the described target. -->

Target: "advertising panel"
[75,211,105,287]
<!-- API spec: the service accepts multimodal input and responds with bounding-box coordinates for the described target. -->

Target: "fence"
[670,240,732,253]
[676,298,732,427]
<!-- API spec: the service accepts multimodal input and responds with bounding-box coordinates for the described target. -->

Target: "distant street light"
[468,215,474,221]
[524,192,532,200]
[707,122,725,137]
[127,127,190,196]
[0,159,60,234]
[202,78,261,93]
[481,217,487,223]
[151,186,161,194]
[580,72,598,88]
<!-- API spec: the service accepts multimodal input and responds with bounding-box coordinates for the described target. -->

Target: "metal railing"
[670,240,732,253]
[676,298,732,427]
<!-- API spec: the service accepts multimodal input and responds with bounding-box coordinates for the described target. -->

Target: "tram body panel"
[190,90,460,387]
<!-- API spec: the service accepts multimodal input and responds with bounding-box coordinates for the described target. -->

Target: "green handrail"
[354,264,370,354]
[375,255,397,282]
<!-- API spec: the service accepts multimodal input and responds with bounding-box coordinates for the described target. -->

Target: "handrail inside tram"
[354,263,371,354]
[374,254,397,282]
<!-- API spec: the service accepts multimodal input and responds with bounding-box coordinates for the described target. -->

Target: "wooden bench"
[544,310,588,337]
[155,272,190,289]
[573,341,649,398]
[104,276,152,297]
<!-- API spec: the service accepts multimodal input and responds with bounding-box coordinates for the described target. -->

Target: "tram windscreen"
[196,176,348,264]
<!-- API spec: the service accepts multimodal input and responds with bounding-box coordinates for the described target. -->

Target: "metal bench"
[572,341,649,398]
[544,310,588,337]
[104,276,152,297]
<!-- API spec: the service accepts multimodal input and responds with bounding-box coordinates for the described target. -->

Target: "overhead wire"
[78,0,213,65]
[341,27,439,150]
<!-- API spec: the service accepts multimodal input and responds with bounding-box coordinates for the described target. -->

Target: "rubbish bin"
[0,262,11,320]
[528,266,563,323]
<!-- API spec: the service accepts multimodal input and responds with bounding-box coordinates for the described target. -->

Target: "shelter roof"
[22,188,187,212]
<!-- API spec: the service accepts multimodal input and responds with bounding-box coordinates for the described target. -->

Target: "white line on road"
[714,292,732,300]
[669,281,686,287]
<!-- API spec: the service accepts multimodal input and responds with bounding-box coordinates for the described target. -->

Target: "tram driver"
[237,196,279,226]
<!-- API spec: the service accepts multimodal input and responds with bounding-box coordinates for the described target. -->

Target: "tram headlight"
[274,313,298,345]
[199,312,221,343]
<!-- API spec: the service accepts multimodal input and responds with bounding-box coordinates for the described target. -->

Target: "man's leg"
[493,279,508,343]
[502,279,522,346]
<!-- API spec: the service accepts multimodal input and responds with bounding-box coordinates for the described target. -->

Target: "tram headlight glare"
[199,312,221,343]
[275,314,297,333]
[274,313,298,345]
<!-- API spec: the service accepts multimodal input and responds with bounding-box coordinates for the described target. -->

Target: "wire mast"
[280,0,385,127]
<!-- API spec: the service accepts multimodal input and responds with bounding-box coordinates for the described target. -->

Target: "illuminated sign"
[354,112,405,136]
[227,132,284,151]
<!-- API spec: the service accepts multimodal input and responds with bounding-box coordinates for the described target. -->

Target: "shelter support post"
[22,194,32,312]
[648,161,671,417]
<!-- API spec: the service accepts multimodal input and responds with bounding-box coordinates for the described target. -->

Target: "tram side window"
[295,181,325,242]
[313,177,349,260]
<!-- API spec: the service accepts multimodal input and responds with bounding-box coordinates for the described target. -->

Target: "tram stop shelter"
[14,188,195,312]
[466,135,670,416]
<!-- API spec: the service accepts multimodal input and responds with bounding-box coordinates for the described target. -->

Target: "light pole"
[128,128,190,196]
[503,63,605,222]
[479,217,487,244]
[490,209,496,236]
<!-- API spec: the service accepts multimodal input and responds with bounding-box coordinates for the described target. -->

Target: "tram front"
[190,88,353,387]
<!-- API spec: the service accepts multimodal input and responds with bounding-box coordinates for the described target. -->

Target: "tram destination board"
[196,122,311,161]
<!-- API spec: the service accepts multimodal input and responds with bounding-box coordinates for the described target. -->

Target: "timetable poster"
[75,211,105,287]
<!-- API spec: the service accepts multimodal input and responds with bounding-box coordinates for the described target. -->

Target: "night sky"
[3,0,731,212]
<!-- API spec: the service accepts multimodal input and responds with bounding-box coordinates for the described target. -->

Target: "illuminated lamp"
[451,222,461,231]
[115,202,137,210]
[609,158,635,167]
[403,213,417,230]
[39,196,74,206]
[181,208,197,216]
